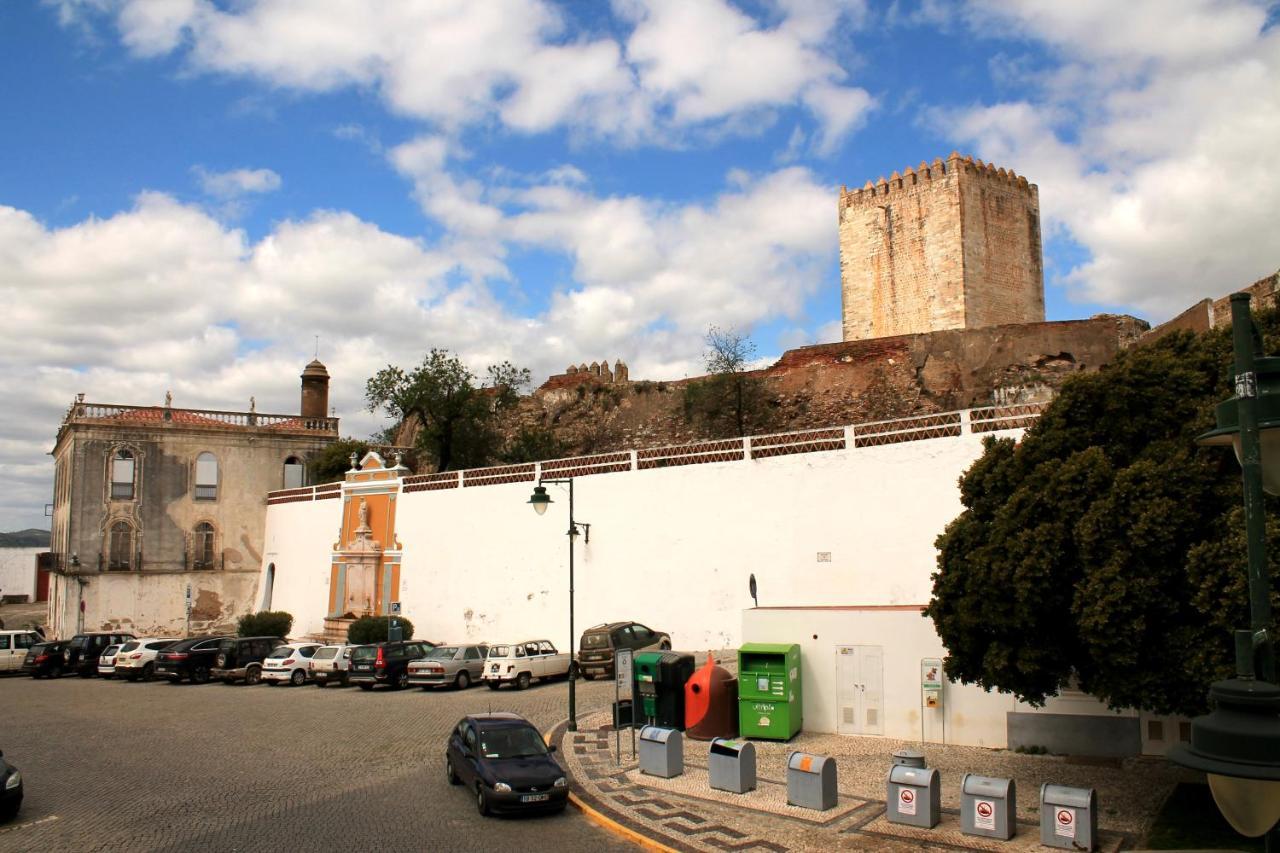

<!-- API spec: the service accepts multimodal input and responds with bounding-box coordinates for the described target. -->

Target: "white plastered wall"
[0,547,42,600]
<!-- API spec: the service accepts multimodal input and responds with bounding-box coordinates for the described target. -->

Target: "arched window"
[194,452,218,501]
[108,521,133,570]
[111,449,135,500]
[283,456,306,489]
[193,522,215,569]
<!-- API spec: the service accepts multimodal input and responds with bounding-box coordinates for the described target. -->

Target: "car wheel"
[476,784,491,816]
[192,666,210,685]
[359,683,374,691]
[78,669,93,678]
[0,800,19,823]
[446,757,460,786]
[340,671,350,688]
[223,677,236,685]
[516,672,531,690]
[395,670,409,690]
[487,681,500,690]
[245,667,262,686]
[291,669,306,687]
[141,663,155,682]
[315,677,327,688]
[455,671,471,690]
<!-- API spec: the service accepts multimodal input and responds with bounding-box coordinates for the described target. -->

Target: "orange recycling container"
[685,652,739,740]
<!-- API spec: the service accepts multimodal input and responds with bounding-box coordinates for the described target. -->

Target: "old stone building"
[839,152,1045,341]
[46,360,338,638]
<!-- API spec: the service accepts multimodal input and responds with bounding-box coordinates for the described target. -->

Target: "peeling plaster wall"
[47,569,260,638]
[263,429,1018,653]
[0,548,42,601]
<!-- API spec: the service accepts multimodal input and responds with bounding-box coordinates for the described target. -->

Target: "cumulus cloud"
[60,0,872,148]
[193,165,282,199]
[938,0,1280,317]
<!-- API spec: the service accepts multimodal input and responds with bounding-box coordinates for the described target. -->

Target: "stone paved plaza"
[0,672,635,852]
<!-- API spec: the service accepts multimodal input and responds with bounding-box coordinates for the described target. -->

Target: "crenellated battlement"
[839,152,1034,213]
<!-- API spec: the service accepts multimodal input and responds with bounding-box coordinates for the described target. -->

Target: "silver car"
[407,644,489,690]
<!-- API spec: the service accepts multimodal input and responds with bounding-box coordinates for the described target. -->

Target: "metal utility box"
[892,748,926,769]
[1040,784,1097,851]
[613,699,635,729]
[960,774,1016,840]
[635,651,696,729]
[708,738,756,794]
[686,655,739,740]
[737,643,802,740]
[887,765,941,829]
[638,726,683,778]
[786,751,837,811]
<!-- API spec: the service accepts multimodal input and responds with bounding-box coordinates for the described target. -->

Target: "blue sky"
[1,0,1278,530]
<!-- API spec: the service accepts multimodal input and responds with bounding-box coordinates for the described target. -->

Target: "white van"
[0,630,41,673]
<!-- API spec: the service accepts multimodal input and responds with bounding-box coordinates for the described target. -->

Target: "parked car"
[0,749,21,822]
[114,638,181,682]
[348,640,434,691]
[63,632,136,677]
[21,641,68,678]
[210,636,284,685]
[154,636,231,684]
[578,622,671,680]
[261,642,322,686]
[445,713,568,816]
[483,640,571,690]
[408,643,489,690]
[0,630,42,674]
[97,644,125,678]
[309,644,354,687]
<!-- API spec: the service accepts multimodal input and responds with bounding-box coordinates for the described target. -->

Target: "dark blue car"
[1,749,22,822]
[445,713,568,815]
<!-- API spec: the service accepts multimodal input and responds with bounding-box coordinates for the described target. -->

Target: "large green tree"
[926,318,1280,716]
[683,325,775,438]
[365,350,529,472]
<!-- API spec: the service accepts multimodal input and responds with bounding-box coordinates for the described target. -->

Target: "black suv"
[578,622,671,679]
[155,635,231,684]
[210,636,283,685]
[349,640,434,691]
[64,632,137,677]
[21,641,68,678]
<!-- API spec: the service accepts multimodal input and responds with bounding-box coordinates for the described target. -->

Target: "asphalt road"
[0,670,637,852]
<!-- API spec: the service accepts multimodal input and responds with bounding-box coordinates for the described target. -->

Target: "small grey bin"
[960,773,1016,840]
[708,738,756,794]
[892,748,926,769]
[886,765,940,829]
[786,751,837,811]
[1041,784,1097,851]
[638,726,683,778]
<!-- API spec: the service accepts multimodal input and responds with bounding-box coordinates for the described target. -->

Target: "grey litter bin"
[886,764,940,829]
[638,725,683,778]
[786,751,837,811]
[708,738,756,794]
[1041,784,1097,851]
[960,773,1016,840]
[892,748,926,769]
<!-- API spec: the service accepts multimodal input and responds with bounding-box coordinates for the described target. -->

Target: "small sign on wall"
[921,657,943,708]
[816,552,832,562]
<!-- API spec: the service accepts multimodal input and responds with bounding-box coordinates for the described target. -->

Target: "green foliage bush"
[926,315,1280,716]
[308,438,370,484]
[237,610,294,638]
[347,615,415,645]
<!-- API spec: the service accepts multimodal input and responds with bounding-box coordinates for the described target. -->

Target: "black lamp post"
[528,479,589,732]
[1171,292,1280,844]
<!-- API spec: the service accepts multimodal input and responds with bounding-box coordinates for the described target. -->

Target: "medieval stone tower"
[838,152,1045,342]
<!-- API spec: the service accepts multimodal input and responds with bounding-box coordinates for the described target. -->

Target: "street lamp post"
[1172,292,1280,846]
[528,479,590,732]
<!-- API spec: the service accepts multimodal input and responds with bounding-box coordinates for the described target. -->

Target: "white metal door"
[836,645,885,735]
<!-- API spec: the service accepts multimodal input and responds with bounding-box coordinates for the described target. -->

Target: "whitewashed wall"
[0,548,41,600]
[263,430,1014,652]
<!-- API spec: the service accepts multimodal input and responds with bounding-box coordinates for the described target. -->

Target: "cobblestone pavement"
[0,673,637,852]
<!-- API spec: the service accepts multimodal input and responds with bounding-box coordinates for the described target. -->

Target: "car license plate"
[521,793,549,803]
[356,664,370,670]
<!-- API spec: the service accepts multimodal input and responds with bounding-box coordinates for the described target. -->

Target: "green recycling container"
[633,651,695,727]
[737,643,802,740]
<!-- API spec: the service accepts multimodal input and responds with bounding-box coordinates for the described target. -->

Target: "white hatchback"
[262,642,322,686]
[97,644,125,678]
[309,644,354,687]
[115,638,182,682]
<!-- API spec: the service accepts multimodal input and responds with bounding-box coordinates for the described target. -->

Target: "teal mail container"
[737,643,802,740]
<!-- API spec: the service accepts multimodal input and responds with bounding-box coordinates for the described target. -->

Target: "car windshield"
[426,646,458,659]
[489,645,511,658]
[266,647,291,659]
[103,645,120,655]
[69,636,88,650]
[314,647,338,660]
[32,643,56,654]
[168,638,202,651]
[582,633,610,649]
[119,641,140,652]
[479,726,549,759]
[351,646,378,661]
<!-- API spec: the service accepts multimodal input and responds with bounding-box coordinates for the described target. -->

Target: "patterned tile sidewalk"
[553,709,1169,852]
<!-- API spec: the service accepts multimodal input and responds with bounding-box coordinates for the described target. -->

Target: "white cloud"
[193,166,282,199]
[938,0,1280,317]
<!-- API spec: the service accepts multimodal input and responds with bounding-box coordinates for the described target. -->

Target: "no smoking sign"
[897,787,916,816]
[1055,808,1076,838]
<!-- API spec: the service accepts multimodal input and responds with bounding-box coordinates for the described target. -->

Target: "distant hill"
[0,529,50,548]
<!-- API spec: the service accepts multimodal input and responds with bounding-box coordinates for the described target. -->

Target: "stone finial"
[590,361,600,376]
[76,392,85,403]
[566,365,578,375]
[349,451,359,470]
[164,390,173,408]
[249,396,256,413]
[601,360,613,382]
[615,360,628,382]
[579,363,589,374]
